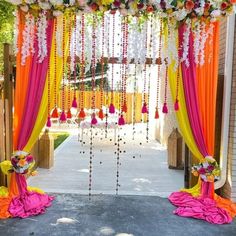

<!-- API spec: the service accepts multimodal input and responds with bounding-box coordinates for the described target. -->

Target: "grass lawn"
[51,132,70,150]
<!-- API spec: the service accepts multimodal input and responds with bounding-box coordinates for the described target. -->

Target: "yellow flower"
[101,0,114,6]
[130,2,138,11]
[212,169,220,177]
[192,170,199,177]
[206,175,214,182]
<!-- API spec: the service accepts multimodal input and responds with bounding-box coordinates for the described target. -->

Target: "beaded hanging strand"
[132,63,137,140]
[46,49,51,127]
[141,21,148,114]
[51,18,59,119]
[72,14,78,108]
[67,17,72,119]
[109,13,116,114]
[162,23,169,114]
[155,18,163,119]
[174,36,180,111]
[98,15,105,120]
[59,17,67,122]
[91,15,97,125]
[78,14,86,119]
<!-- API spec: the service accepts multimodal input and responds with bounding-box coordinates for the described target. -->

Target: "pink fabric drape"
[17,19,54,150]
[178,24,208,157]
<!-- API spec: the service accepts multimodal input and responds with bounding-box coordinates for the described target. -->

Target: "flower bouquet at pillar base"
[191,156,220,183]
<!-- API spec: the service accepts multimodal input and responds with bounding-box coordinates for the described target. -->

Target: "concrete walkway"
[1,194,235,236]
[28,124,184,197]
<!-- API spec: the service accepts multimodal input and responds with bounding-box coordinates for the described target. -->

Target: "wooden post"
[3,43,14,161]
[184,144,190,188]
[39,129,54,169]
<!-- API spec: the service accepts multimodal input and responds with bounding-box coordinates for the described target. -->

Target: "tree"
[0,0,15,74]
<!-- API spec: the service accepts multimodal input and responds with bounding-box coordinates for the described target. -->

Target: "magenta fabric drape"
[178,24,208,157]
[17,19,54,150]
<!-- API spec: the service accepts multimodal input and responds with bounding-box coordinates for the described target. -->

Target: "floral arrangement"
[191,156,221,182]
[10,151,35,174]
[6,0,235,22]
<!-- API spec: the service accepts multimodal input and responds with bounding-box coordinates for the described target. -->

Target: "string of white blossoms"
[37,11,48,63]
[181,19,191,67]
[152,17,158,66]
[199,22,207,66]
[13,10,19,55]
[21,13,34,65]
[193,21,201,65]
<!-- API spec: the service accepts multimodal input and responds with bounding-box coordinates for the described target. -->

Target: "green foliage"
[0,0,15,74]
[51,132,70,150]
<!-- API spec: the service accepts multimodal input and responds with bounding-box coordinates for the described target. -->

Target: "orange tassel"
[98,108,105,120]
[78,108,86,119]
[67,109,72,119]
[122,102,127,113]
[155,108,159,119]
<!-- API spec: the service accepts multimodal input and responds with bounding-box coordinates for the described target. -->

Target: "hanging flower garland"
[59,16,67,122]
[109,12,116,114]
[51,18,59,119]
[46,49,51,128]
[67,17,72,119]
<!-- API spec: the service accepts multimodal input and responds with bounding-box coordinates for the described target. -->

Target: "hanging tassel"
[91,113,98,125]
[162,103,168,114]
[46,116,51,128]
[67,108,72,119]
[98,108,105,120]
[174,99,179,111]
[59,111,67,122]
[109,103,115,114]
[122,102,127,113]
[155,108,159,119]
[72,97,77,108]
[118,114,125,126]
[141,102,148,114]
[78,108,86,119]
[51,107,59,118]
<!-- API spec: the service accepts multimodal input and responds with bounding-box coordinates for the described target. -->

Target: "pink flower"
[207,165,214,172]
[198,167,206,175]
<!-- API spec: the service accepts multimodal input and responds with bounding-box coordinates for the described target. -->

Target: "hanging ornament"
[162,58,169,114]
[109,13,116,114]
[46,53,51,128]
[141,21,148,114]
[121,17,128,114]
[67,17,72,119]
[155,18,162,119]
[60,17,67,122]
[174,66,180,111]
[52,18,59,119]
[78,14,86,119]
[72,14,78,109]
[91,15,97,125]
[132,64,137,140]
[98,15,105,120]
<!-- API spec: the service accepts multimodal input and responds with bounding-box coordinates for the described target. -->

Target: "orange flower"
[206,175,215,182]
[185,0,194,11]
[146,5,154,13]
[192,170,199,177]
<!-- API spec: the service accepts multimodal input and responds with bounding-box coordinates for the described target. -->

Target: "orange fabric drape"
[13,11,33,149]
[196,22,219,156]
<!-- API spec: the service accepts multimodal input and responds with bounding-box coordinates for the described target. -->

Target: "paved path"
[0,194,235,236]
[28,124,184,197]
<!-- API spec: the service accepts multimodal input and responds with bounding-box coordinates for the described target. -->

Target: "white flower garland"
[21,13,33,65]
[151,17,158,65]
[13,10,19,55]
[193,21,201,65]
[199,22,207,66]
[84,15,92,74]
[37,11,48,63]
[181,19,190,67]
[207,23,215,63]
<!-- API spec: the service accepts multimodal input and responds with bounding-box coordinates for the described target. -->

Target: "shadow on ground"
[0,194,235,236]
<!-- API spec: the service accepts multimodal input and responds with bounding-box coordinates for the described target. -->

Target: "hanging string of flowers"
[46,51,51,128]
[67,17,72,119]
[51,18,59,119]
[59,17,67,122]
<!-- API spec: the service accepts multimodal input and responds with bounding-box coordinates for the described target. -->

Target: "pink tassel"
[174,99,179,111]
[46,116,51,127]
[141,102,148,114]
[59,111,67,122]
[91,113,98,125]
[118,114,125,126]
[72,97,77,108]
[162,103,168,114]
[109,103,115,114]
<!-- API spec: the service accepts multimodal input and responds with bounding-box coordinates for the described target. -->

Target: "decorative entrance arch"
[0,0,236,224]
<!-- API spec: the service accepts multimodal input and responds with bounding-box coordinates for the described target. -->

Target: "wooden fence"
[57,89,147,124]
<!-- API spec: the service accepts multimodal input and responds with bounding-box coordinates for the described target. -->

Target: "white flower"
[174,9,188,21]
[39,1,51,10]
[120,9,128,16]
[210,10,221,18]
[53,10,63,17]
[20,5,29,12]
[202,162,209,168]
[49,0,63,6]
[6,0,22,5]
[25,0,36,4]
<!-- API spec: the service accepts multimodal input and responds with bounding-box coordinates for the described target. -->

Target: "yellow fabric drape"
[24,16,69,152]
[166,25,202,196]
